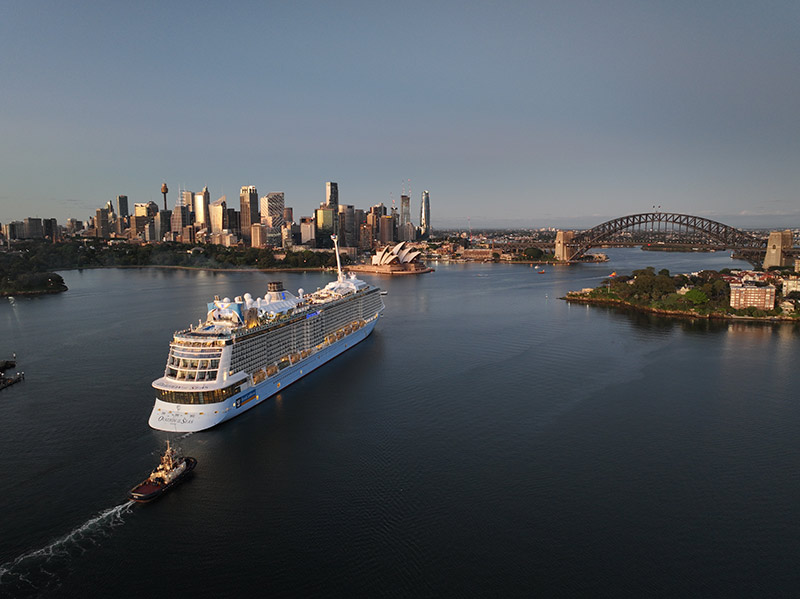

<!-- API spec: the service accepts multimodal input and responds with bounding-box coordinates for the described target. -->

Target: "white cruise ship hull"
[149,317,378,432]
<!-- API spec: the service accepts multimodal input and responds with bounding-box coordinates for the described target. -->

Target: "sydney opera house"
[348,242,433,275]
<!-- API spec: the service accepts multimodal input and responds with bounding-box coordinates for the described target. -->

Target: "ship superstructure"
[150,236,384,432]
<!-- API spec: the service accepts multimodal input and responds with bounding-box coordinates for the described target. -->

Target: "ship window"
[156,383,242,404]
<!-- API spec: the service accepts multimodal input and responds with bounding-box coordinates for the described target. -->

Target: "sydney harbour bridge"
[506,212,796,267]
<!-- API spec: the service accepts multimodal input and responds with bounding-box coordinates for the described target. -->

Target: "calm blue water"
[1,249,799,597]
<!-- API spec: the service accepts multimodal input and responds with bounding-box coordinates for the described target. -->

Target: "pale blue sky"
[1,1,799,229]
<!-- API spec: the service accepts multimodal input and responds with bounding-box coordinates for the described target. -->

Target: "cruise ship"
[149,236,384,432]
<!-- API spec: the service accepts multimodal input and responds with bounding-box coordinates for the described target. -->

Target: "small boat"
[129,441,196,503]
[537,269,546,274]
[380,290,388,295]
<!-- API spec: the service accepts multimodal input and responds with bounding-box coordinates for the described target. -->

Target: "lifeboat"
[290,353,301,364]
[252,368,267,384]
[266,365,279,377]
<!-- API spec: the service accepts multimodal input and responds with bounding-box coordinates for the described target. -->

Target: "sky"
[1,1,799,229]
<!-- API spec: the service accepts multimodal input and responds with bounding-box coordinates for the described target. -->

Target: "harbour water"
[1,249,799,597]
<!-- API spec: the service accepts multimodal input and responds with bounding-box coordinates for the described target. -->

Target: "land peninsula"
[563,266,800,322]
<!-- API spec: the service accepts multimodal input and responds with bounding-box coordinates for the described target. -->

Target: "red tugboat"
[129,441,197,503]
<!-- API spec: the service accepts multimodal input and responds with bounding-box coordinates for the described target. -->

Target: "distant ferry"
[149,236,384,432]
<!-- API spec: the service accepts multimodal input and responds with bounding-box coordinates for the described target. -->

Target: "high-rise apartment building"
[240,185,259,244]
[116,195,129,218]
[419,190,431,239]
[283,207,294,224]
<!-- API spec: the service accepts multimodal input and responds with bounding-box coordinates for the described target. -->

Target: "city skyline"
[2,3,799,229]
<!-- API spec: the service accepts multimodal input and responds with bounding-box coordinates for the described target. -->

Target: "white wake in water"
[0,501,134,595]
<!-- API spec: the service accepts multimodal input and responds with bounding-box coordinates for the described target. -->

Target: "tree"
[524,247,543,260]
[684,288,708,305]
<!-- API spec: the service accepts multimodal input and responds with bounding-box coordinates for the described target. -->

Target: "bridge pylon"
[554,230,575,262]
[763,230,794,269]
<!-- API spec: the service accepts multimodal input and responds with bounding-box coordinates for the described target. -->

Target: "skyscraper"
[194,186,211,228]
[325,182,338,208]
[209,197,227,233]
[116,195,129,218]
[337,204,354,246]
[261,192,285,246]
[171,199,189,236]
[419,190,431,239]
[314,206,336,248]
[181,190,194,220]
[400,194,411,227]
[94,209,109,238]
[240,185,259,244]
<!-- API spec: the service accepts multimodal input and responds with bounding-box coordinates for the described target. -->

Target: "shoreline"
[56,264,332,274]
[562,293,799,323]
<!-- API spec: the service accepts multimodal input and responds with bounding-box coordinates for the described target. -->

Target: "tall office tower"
[43,218,59,241]
[133,203,149,218]
[400,194,411,227]
[325,182,338,208]
[260,192,285,246]
[300,216,316,245]
[419,190,431,239]
[171,198,189,235]
[354,208,365,233]
[65,219,82,235]
[283,207,293,224]
[378,215,394,245]
[226,208,240,236]
[314,206,336,248]
[337,204,354,246]
[209,197,227,233]
[116,195,129,218]
[195,186,211,228]
[154,210,172,241]
[398,221,416,242]
[181,190,194,219]
[239,185,259,244]
[250,224,266,248]
[4,221,23,240]
[94,209,110,238]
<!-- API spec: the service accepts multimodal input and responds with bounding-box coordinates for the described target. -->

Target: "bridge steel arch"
[565,212,766,261]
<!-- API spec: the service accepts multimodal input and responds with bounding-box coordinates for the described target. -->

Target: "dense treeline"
[0,240,347,295]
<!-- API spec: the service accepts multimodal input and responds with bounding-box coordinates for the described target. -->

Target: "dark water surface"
[1,249,799,597]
